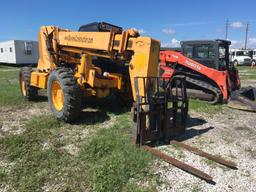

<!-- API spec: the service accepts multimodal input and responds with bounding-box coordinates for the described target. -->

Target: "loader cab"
[181,39,231,71]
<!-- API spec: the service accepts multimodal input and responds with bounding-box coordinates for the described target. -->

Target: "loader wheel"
[19,67,38,100]
[47,68,82,122]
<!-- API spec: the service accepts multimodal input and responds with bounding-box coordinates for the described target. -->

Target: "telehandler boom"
[19,22,188,144]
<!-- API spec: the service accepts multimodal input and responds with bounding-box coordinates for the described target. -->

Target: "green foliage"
[189,99,223,114]
[237,66,256,80]
[0,114,157,192]
[0,67,29,106]
[79,115,156,192]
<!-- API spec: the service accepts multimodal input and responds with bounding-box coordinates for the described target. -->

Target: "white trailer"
[0,40,38,65]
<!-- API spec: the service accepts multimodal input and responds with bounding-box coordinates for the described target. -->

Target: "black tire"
[234,60,239,67]
[19,66,38,100]
[47,68,82,122]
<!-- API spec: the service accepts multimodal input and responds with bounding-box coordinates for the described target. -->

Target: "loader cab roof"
[181,39,231,46]
[78,22,122,33]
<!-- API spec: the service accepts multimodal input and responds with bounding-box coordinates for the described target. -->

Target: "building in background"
[0,40,38,65]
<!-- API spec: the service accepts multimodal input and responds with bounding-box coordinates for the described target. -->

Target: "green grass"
[0,66,30,107]
[237,66,256,80]
[79,115,156,192]
[191,184,201,192]
[0,114,157,192]
[189,99,223,114]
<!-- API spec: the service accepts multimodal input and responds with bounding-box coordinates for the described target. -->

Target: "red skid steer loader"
[160,39,256,111]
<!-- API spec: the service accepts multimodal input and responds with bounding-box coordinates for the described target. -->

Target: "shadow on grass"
[72,95,130,125]
[187,115,207,128]
[144,115,214,147]
[74,110,110,125]
[33,95,48,102]
[174,126,214,142]
[82,95,131,115]
[169,114,212,142]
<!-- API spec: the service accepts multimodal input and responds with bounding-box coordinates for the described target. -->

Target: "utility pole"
[244,22,249,49]
[225,18,229,40]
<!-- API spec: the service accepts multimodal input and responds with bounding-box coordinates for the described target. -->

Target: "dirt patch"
[0,102,49,137]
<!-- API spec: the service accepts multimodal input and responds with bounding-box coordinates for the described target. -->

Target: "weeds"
[189,99,223,114]
[0,114,157,192]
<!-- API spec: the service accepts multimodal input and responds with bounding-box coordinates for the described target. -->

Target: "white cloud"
[161,38,180,48]
[230,22,244,29]
[162,28,176,35]
[230,39,243,48]
[248,38,256,48]
[229,38,256,49]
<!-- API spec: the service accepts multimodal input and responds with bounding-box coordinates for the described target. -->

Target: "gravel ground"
[241,79,256,87]
[155,79,256,192]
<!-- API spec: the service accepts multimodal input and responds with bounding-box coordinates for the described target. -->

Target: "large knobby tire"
[47,68,82,122]
[19,66,38,100]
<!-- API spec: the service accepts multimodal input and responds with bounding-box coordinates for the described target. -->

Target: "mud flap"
[228,86,256,112]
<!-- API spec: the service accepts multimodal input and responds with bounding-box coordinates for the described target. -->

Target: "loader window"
[194,45,215,59]
[219,46,227,69]
[183,45,193,58]
[219,47,225,59]
[0,48,3,53]
[9,47,12,52]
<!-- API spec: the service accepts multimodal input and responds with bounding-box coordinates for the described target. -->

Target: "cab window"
[194,45,215,59]
[183,45,193,58]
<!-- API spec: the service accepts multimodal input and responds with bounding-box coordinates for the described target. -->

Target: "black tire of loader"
[47,68,82,122]
[19,66,38,100]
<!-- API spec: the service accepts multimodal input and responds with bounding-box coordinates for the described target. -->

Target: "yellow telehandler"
[19,22,188,144]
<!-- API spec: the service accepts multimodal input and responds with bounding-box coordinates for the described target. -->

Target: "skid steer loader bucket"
[132,76,188,145]
[228,86,256,112]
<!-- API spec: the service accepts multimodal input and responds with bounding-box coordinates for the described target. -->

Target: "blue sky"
[1,0,256,48]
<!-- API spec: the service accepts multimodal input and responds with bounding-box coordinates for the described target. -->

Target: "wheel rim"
[21,76,26,96]
[51,80,64,111]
